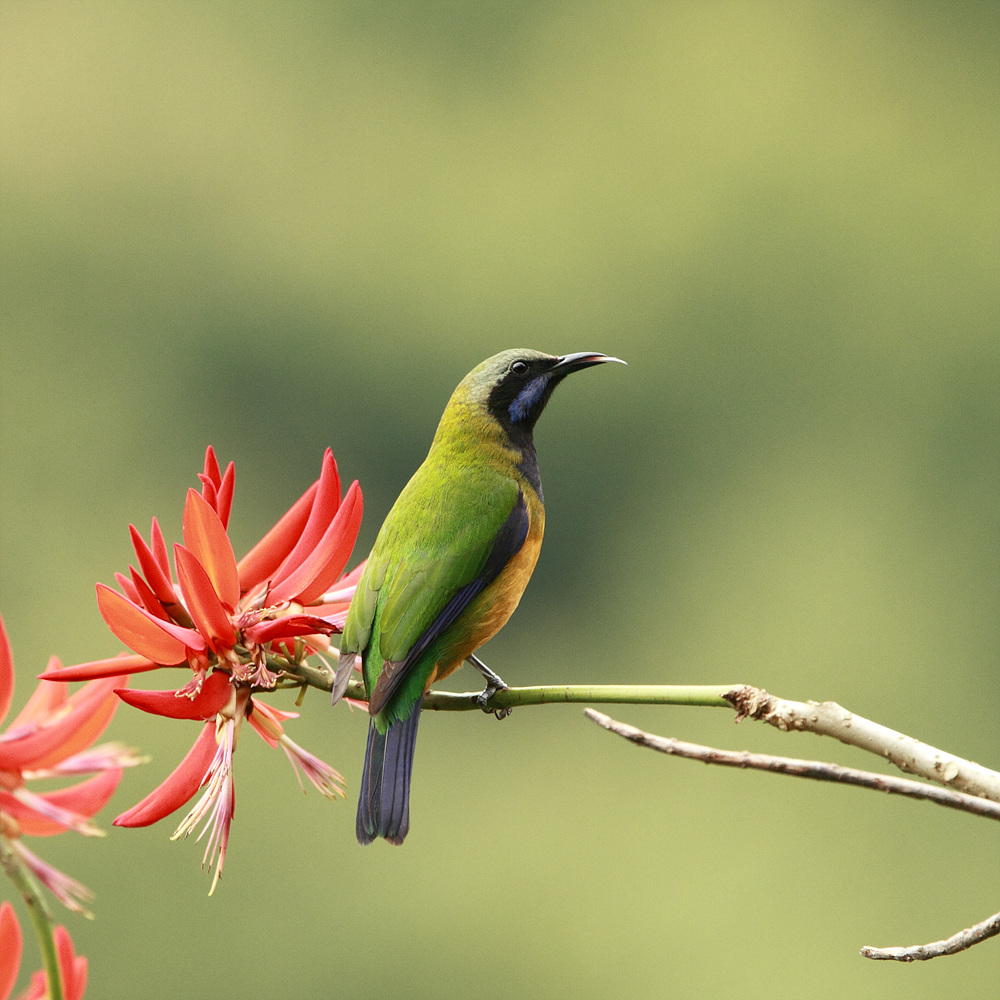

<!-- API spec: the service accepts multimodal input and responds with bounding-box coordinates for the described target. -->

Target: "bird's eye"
[510,360,529,376]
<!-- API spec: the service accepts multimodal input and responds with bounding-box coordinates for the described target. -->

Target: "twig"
[725,685,1000,801]
[583,710,1000,822]
[860,908,1000,961]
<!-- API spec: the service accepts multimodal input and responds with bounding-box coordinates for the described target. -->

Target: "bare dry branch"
[583,710,1000,821]
[861,909,1000,961]
[725,685,1000,801]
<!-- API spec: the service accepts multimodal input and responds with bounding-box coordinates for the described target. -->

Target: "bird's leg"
[466,653,511,719]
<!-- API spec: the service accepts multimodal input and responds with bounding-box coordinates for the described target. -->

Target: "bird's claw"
[467,653,511,719]
[476,680,511,720]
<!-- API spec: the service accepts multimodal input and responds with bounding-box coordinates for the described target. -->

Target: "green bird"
[331,349,624,844]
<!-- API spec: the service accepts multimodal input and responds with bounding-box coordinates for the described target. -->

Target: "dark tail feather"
[356,702,422,845]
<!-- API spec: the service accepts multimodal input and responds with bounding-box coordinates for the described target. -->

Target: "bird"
[331,348,624,844]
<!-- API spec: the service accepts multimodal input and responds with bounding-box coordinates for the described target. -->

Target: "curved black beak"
[552,352,627,373]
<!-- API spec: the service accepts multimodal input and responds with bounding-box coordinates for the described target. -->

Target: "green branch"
[421,683,736,712]
[273,658,735,712]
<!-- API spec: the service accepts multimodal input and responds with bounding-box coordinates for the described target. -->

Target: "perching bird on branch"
[331,348,623,845]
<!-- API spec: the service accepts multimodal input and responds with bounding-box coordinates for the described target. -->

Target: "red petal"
[0,676,127,771]
[8,770,123,837]
[216,461,235,528]
[128,567,171,620]
[174,545,237,652]
[54,926,88,1000]
[243,615,337,645]
[270,480,363,604]
[38,654,160,682]
[114,572,142,606]
[202,445,222,488]
[150,518,171,575]
[306,601,350,617]
[200,459,236,529]
[129,524,177,608]
[270,450,343,591]
[198,473,218,510]
[313,607,347,631]
[116,670,231,720]
[236,480,319,595]
[31,682,123,770]
[113,722,216,827]
[0,902,22,999]
[96,584,197,664]
[0,613,13,725]
[183,490,239,609]
[315,557,367,602]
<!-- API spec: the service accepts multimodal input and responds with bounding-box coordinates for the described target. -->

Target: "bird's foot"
[476,679,511,719]
[467,654,512,720]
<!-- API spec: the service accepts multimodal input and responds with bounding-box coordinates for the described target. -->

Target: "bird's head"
[454,349,625,445]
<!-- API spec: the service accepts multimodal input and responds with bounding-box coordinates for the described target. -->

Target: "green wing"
[335,456,524,717]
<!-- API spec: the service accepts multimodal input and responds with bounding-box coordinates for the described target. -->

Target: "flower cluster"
[42,447,364,893]
[0,616,140,917]
[0,613,140,999]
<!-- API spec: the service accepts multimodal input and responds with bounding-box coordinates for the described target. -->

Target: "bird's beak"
[552,352,627,372]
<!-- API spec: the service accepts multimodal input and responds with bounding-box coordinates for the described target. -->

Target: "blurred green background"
[2,1,999,996]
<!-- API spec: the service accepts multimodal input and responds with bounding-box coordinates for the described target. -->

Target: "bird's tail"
[356,702,422,845]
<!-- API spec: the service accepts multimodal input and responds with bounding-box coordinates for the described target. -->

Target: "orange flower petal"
[6,770,123,837]
[308,607,348,631]
[116,670,231,720]
[126,567,171,620]
[236,479,319,595]
[0,676,127,771]
[271,450,342,588]
[31,679,126,771]
[150,517,170,573]
[242,614,336,645]
[215,460,235,529]
[270,479,363,605]
[38,654,159,682]
[306,601,351,617]
[54,925,88,1000]
[314,557,367,603]
[183,490,240,610]
[174,545,237,653]
[96,584,195,664]
[202,445,221,488]
[129,524,177,608]
[200,451,236,528]
[113,721,216,827]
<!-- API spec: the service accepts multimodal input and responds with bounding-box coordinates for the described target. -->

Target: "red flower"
[86,447,363,691]
[0,902,87,1000]
[0,617,140,916]
[44,448,363,893]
